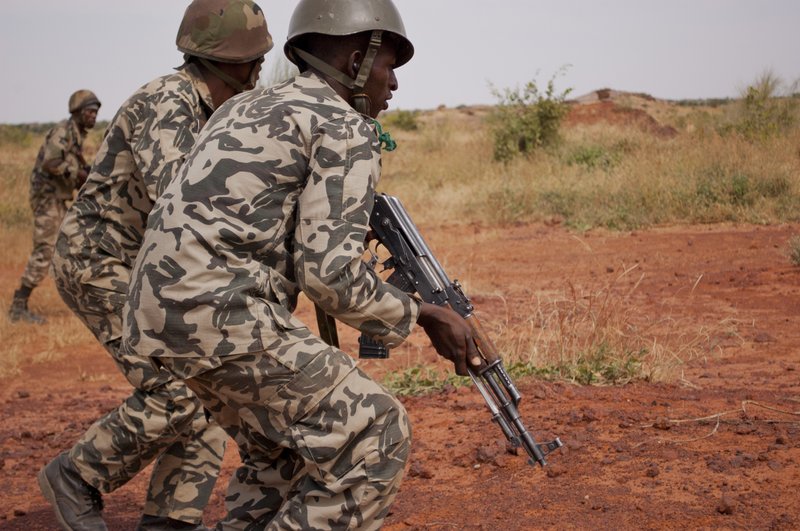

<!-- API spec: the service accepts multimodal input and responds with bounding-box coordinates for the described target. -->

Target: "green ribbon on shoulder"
[371,119,397,152]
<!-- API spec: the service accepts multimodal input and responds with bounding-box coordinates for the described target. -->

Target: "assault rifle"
[359,193,563,467]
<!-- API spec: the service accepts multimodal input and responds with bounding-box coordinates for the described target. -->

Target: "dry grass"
[473,267,730,386]
[0,286,95,378]
[381,105,800,230]
[0,128,102,379]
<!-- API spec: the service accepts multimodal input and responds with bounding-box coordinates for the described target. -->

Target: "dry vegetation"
[0,126,103,377]
[381,97,800,231]
[1,84,799,390]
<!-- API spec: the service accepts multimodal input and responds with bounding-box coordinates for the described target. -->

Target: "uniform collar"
[67,116,86,141]
[181,62,217,114]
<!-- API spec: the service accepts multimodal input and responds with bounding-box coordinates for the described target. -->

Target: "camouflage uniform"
[124,71,420,529]
[51,62,227,525]
[20,118,86,289]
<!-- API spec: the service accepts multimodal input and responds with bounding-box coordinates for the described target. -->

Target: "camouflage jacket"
[124,71,420,377]
[30,117,86,201]
[58,63,216,271]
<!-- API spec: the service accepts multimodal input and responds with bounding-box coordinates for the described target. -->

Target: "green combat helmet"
[68,90,101,113]
[285,0,414,116]
[176,0,274,92]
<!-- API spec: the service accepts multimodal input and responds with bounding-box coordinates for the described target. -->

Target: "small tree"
[489,70,572,163]
[732,70,798,139]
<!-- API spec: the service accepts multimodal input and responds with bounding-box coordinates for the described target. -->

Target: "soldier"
[37,1,273,530]
[8,90,99,324]
[124,0,481,529]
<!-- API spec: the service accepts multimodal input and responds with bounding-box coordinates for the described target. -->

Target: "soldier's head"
[285,0,414,118]
[68,90,101,131]
[176,0,273,103]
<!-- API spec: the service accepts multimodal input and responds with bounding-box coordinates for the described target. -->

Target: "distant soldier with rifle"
[36,1,273,530]
[8,90,99,324]
[123,0,483,528]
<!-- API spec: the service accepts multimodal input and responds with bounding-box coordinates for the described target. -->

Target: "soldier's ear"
[347,50,363,77]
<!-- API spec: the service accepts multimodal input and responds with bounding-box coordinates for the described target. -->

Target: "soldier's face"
[362,43,399,118]
[80,107,98,130]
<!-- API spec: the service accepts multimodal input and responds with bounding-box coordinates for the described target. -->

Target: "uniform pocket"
[264,343,357,430]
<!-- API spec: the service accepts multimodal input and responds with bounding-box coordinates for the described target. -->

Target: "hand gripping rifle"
[358,194,563,467]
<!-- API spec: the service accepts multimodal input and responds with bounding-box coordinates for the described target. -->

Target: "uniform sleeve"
[133,91,199,202]
[41,122,81,185]
[294,116,420,347]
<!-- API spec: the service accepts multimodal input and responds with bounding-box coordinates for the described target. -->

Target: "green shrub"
[564,144,621,171]
[488,71,572,163]
[383,109,419,131]
[0,125,34,148]
[382,365,469,396]
[723,71,798,140]
[553,342,645,385]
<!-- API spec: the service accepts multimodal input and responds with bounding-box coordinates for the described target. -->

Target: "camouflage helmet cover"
[176,0,274,64]
[285,0,414,67]
[68,90,101,113]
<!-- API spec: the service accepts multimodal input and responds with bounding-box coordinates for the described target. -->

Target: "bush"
[488,71,572,163]
[564,144,621,171]
[383,109,420,131]
[723,71,798,140]
[0,125,34,148]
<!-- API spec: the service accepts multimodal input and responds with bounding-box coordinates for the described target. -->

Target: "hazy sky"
[1,0,798,123]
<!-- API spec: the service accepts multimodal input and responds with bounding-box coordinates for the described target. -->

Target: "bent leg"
[185,375,307,530]
[181,336,411,531]
[51,253,226,524]
[69,355,227,524]
[21,194,65,288]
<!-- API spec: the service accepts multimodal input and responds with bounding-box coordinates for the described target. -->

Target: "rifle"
[71,145,91,188]
[358,193,563,467]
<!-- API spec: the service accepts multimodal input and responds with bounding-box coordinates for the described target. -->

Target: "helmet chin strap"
[289,30,383,116]
[197,57,263,94]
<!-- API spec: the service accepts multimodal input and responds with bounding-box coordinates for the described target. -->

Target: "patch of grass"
[787,236,800,266]
[383,365,469,396]
[542,342,645,385]
[380,267,727,395]
[564,144,622,171]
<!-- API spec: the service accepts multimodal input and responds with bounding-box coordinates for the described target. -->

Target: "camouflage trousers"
[168,332,411,530]
[20,192,68,288]
[51,248,228,524]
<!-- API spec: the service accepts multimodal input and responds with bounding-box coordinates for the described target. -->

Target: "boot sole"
[37,466,77,531]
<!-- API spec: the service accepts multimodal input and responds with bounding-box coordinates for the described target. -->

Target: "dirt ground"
[1,220,799,530]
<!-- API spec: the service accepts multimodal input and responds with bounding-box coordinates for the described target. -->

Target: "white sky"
[1,0,798,124]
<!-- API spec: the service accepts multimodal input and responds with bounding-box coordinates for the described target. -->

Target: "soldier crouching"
[36,1,273,529]
[123,0,481,528]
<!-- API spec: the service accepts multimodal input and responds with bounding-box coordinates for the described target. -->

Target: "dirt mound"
[566,100,678,138]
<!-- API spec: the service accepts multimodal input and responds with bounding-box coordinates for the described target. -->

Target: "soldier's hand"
[76,168,89,187]
[416,302,481,376]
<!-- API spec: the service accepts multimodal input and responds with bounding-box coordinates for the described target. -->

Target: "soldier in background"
[124,0,481,528]
[8,90,99,324]
[36,1,273,530]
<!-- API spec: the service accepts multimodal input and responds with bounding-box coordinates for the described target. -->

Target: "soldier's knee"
[135,384,206,433]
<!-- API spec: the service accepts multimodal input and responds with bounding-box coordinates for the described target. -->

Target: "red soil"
[2,221,799,530]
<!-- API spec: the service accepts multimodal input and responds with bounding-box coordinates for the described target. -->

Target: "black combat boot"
[37,452,107,530]
[8,286,46,324]
[136,515,208,530]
